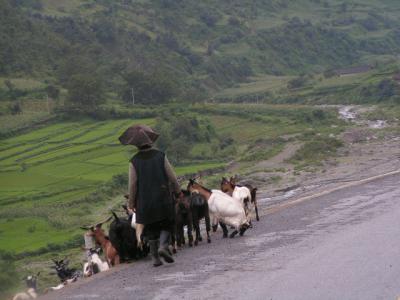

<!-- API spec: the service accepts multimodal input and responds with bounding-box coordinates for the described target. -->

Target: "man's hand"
[127,207,136,215]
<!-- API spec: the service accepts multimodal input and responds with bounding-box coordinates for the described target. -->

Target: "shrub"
[0,251,18,298]
[287,76,308,89]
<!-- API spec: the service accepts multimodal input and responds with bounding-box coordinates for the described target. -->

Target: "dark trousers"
[146,219,174,240]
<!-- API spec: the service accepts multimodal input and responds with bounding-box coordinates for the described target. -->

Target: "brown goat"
[81,218,120,266]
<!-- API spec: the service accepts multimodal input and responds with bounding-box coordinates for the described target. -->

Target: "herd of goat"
[12,176,259,300]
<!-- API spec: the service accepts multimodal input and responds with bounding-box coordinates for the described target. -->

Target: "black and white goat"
[12,273,40,300]
[83,248,109,277]
[50,258,81,283]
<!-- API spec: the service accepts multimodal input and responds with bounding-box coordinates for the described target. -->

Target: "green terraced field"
[0,116,231,255]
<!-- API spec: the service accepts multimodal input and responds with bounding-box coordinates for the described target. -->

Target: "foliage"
[155,112,219,164]
[287,76,308,90]
[45,85,60,100]
[360,79,399,102]
[2,0,400,102]
[0,250,18,298]
[121,70,179,105]
[66,74,105,108]
[290,136,343,168]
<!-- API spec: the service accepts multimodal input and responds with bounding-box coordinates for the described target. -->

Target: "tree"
[122,70,178,105]
[45,84,60,99]
[287,76,308,90]
[67,74,105,108]
[9,102,21,115]
[154,113,219,164]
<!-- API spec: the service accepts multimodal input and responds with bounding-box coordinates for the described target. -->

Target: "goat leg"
[188,232,193,247]
[239,223,249,236]
[187,215,193,247]
[229,230,238,238]
[205,211,211,243]
[219,222,228,238]
[255,205,260,221]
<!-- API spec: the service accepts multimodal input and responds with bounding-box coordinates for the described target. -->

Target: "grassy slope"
[0,116,225,254]
[2,0,400,104]
[216,60,400,104]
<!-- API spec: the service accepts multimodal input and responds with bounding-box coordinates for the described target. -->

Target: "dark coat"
[131,149,174,225]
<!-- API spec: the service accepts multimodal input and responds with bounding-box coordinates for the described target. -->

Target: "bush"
[290,136,343,166]
[154,112,221,164]
[0,251,18,298]
[287,76,308,89]
[121,70,179,105]
[67,74,106,108]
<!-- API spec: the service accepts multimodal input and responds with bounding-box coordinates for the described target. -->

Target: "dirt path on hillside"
[256,142,303,169]
[232,105,400,207]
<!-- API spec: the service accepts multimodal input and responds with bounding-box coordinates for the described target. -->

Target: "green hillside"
[1,0,400,104]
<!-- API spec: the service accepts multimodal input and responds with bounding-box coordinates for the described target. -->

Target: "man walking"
[119,124,181,267]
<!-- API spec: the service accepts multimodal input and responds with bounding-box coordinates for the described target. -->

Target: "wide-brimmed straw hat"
[118,124,159,147]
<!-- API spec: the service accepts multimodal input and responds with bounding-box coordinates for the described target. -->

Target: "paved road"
[41,173,400,300]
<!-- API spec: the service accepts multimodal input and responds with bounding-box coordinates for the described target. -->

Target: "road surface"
[41,172,400,300]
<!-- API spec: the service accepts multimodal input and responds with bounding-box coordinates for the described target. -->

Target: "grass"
[289,136,344,170]
[0,112,52,137]
[0,77,46,90]
[0,218,75,252]
[0,114,235,256]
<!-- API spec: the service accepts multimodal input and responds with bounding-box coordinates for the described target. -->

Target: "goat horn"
[95,215,113,227]
[111,211,119,222]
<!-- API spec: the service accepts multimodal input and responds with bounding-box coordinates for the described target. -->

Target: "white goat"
[209,189,248,229]
[232,186,254,222]
[187,179,249,238]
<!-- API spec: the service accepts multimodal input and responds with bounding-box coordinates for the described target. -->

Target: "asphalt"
[40,172,400,300]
